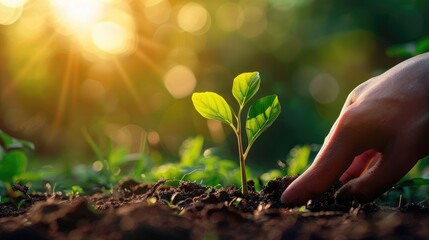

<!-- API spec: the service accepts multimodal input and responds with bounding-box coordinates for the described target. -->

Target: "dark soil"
[0,177,428,240]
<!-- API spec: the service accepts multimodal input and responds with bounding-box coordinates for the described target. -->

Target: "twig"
[12,183,33,203]
[144,179,165,200]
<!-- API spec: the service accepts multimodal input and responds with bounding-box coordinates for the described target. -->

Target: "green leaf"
[0,146,4,160]
[232,72,260,107]
[192,92,233,125]
[108,148,128,168]
[394,178,429,189]
[0,130,13,147]
[246,95,281,145]
[260,169,283,183]
[0,130,34,151]
[416,37,429,54]
[287,145,311,176]
[71,185,84,194]
[180,136,204,166]
[0,150,28,183]
[386,43,415,58]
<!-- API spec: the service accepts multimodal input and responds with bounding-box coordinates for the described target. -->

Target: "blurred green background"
[1,0,429,177]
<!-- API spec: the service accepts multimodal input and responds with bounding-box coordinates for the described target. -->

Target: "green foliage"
[65,185,84,200]
[192,92,233,125]
[83,129,150,186]
[232,72,260,107]
[286,145,312,176]
[0,151,27,183]
[394,178,429,189]
[260,169,283,184]
[180,135,204,166]
[192,72,281,194]
[150,136,243,187]
[246,95,281,147]
[0,130,34,184]
[387,36,429,58]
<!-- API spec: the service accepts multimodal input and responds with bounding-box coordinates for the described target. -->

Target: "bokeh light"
[177,2,210,34]
[239,6,267,38]
[0,0,24,25]
[207,119,225,143]
[143,0,171,25]
[147,131,160,146]
[216,3,244,32]
[309,74,340,104]
[163,65,197,99]
[91,21,131,55]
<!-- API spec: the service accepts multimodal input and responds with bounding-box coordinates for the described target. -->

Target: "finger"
[335,139,420,204]
[339,149,380,183]
[281,112,371,206]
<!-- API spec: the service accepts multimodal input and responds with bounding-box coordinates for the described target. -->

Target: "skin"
[281,52,429,206]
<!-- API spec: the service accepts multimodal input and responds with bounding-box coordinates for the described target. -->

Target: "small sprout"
[16,199,26,210]
[230,197,243,207]
[192,72,281,194]
[65,185,84,200]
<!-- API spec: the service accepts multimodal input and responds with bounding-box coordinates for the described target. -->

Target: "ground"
[0,177,428,240]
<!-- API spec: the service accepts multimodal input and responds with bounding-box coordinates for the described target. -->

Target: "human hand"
[281,53,429,206]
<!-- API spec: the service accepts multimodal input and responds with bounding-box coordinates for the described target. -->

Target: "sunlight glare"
[0,0,25,8]
[91,21,132,55]
[0,1,23,25]
[50,0,105,34]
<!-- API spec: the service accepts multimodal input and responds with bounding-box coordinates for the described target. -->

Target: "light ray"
[134,49,163,75]
[1,33,57,100]
[49,50,75,140]
[112,58,147,113]
[138,36,166,53]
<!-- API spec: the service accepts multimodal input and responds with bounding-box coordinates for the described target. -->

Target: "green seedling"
[0,130,34,200]
[192,72,281,194]
[65,185,84,200]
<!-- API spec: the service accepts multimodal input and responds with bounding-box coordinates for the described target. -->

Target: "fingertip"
[280,181,305,207]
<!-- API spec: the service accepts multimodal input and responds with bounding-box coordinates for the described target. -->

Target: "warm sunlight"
[0,0,24,25]
[91,21,131,55]
[49,0,105,34]
[0,0,25,8]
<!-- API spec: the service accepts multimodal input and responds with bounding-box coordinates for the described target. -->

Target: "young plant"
[0,130,34,186]
[192,72,281,194]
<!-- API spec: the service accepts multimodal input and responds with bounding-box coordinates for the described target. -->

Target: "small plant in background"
[83,128,149,188]
[150,135,242,187]
[0,130,34,198]
[65,185,84,200]
[192,72,281,194]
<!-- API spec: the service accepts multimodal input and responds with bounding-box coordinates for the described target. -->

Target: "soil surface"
[0,177,428,240]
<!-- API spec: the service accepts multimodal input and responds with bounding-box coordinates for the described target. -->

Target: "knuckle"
[338,107,361,130]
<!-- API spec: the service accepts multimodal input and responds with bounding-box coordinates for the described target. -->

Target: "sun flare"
[49,0,105,34]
